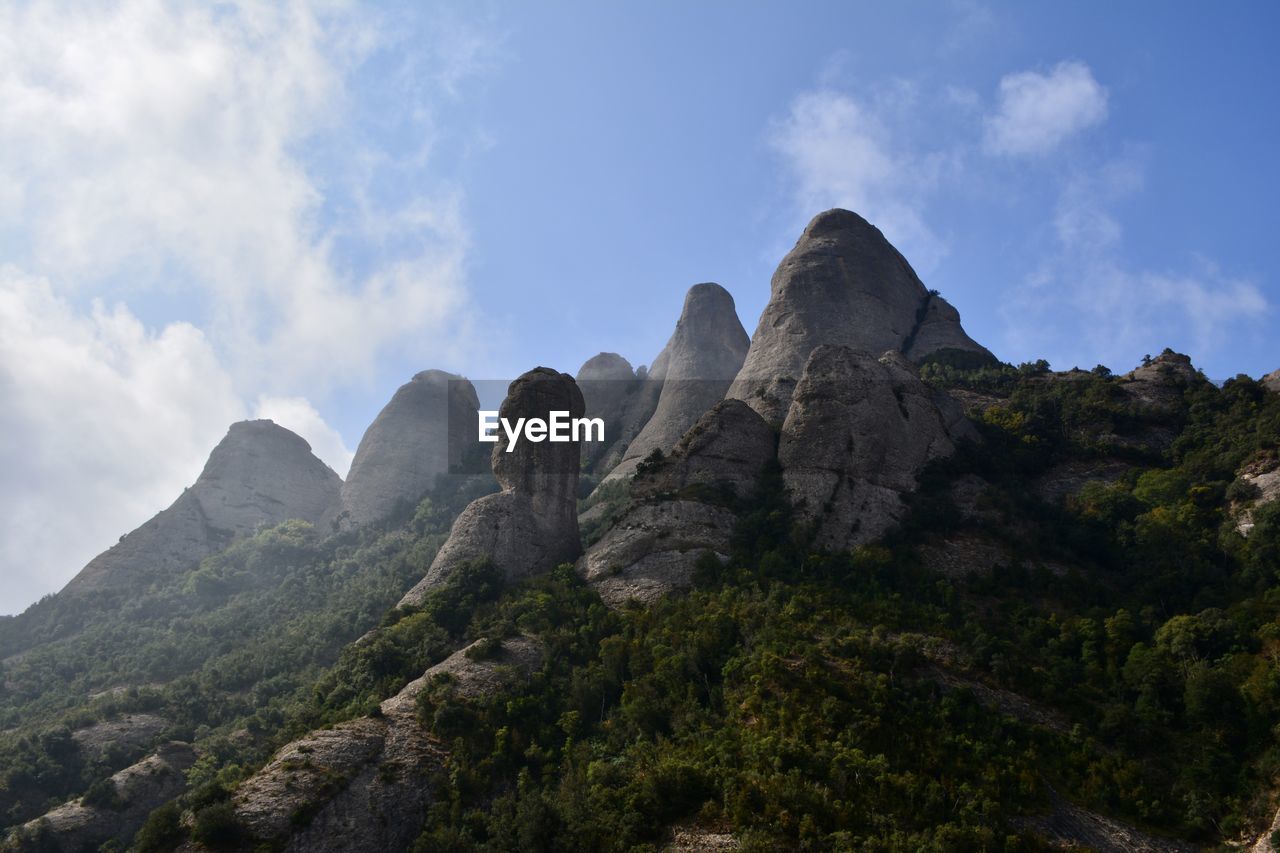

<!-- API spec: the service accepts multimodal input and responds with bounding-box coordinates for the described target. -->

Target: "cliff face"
[727,209,991,424]
[62,420,342,596]
[603,283,749,482]
[342,370,481,526]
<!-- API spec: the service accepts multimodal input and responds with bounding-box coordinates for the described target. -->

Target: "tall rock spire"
[727,209,991,424]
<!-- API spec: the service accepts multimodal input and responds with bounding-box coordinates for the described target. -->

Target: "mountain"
[727,208,992,424]
[5,210,1280,852]
[342,370,482,527]
[60,419,342,601]
[602,283,750,482]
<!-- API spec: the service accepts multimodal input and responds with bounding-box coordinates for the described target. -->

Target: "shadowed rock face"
[63,420,342,596]
[605,283,749,482]
[778,346,971,553]
[727,209,991,424]
[581,400,775,607]
[576,352,657,475]
[342,370,481,526]
[398,368,584,607]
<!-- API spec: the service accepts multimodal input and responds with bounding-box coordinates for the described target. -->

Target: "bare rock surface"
[778,346,969,552]
[1019,787,1197,852]
[342,370,481,526]
[1263,368,1280,394]
[63,420,342,596]
[1119,350,1201,413]
[230,637,542,853]
[581,401,774,607]
[1232,453,1280,537]
[576,352,651,474]
[7,742,195,852]
[398,368,585,607]
[71,712,169,761]
[727,209,990,424]
[606,284,749,482]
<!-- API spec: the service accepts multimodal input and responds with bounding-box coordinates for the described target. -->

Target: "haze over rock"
[342,370,481,526]
[604,283,749,482]
[62,420,342,597]
[575,352,660,476]
[727,209,991,424]
[397,368,585,608]
[778,346,972,552]
[580,399,775,607]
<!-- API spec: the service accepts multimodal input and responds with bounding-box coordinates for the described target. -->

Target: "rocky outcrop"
[580,400,774,607]
[1264,369,1280,394]
[604,284,749,482]
[6,742,195,852]
[576,353,657,476]
[230,636,541,853]
[727,209,991,424]
[63,420,342,596]
[778,347,972,552]
[71,713,169,762]
[342,370,481,526]
[1231,453,1280,538]
[1119,350,1201,414]
[398,368,585,608]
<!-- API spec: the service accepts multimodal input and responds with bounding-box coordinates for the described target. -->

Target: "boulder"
[580,400,775,607]
[778,346,970,552]
[398,368,584,607]
[342,370,481,525]
[727,209,990,424]
[576,352,649,474]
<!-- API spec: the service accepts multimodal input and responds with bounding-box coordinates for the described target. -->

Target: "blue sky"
[1,0,1277,613]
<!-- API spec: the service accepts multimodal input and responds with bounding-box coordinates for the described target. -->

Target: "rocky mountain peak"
[727,208,991,424]
[603,283,749,481]
[1264,368,1280,393]
[342,369,480,526]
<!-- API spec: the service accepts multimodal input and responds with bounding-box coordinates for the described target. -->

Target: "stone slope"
[342,370,481,526]
[580,399,775,607]
[778,347,973,553]
[604,283,749,482]
[63,420,342,596]
[1263,368,1280,393]
[727,209,991,424]
[398,368,585,608]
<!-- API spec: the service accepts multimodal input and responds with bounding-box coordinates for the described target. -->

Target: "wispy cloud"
[984,61,1108,157]
[1002,157,1269,369]
[768,87,957,274]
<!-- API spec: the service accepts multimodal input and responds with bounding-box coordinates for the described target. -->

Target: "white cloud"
[0,1,494,612]
[769,88,954,273]
[984,61,1108,157]
[254,395,355,478]
[0,267,245,615]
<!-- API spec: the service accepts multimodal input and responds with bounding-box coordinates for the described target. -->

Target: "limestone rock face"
[10,742,195,852]
[727,209,990,424]
[605,283,749,481]
[231,636,542,853]
[398,368,584,607]
[778,346,969,552]
[581,400,775,607]
[1264,369,1280,393]
[342,370,481,525]
[64,420,342,595]
[1231,454,1280,538]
